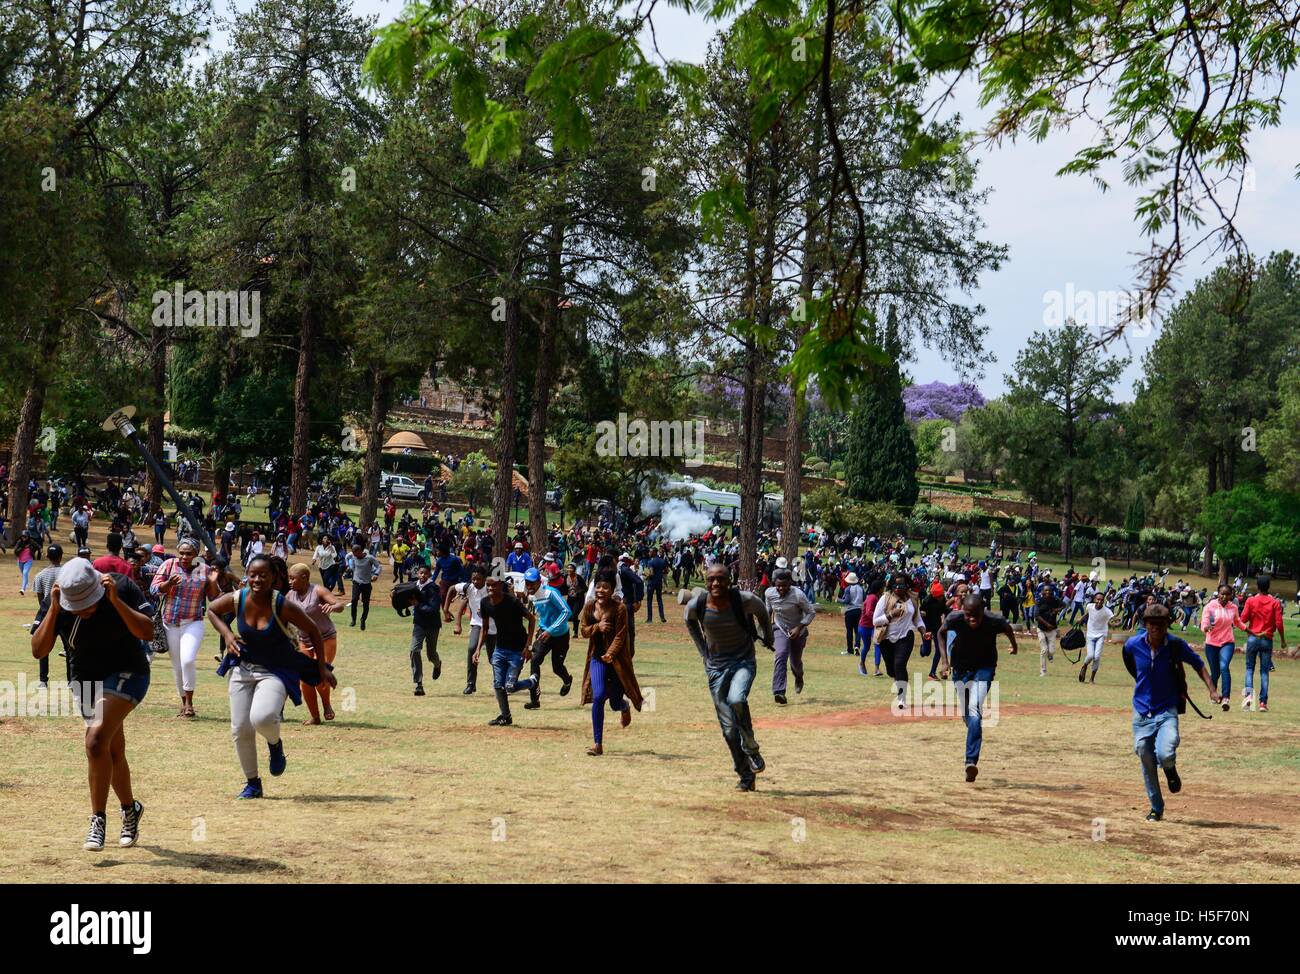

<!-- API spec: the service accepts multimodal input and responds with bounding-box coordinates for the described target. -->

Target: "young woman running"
[285,562,345,723]
[860,577,884,676]
[1201,584,1246,713]
[16,530,38,595]
[31,558,156,850]
[207,554,335,798]
[579,570,642,755]
[151,538,221,718]
[873,576,926,705]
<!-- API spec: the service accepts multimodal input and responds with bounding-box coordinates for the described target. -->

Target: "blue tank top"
[235,589,298,669]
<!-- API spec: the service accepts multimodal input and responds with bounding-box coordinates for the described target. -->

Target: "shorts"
[77,670,151,723]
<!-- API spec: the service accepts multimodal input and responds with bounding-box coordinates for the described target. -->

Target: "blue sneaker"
[268,740,287,777]
[238,778,263,799]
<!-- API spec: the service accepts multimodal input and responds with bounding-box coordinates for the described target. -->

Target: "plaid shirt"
[150,557,209,625]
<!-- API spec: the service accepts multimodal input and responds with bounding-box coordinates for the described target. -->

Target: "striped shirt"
[150,557,209,625]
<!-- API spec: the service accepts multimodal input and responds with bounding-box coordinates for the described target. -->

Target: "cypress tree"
[844,365,919,508]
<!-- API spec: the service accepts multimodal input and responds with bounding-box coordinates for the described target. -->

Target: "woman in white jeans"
[150,538,220,718]
[1080,591,1113,684]
[207,554,333,799]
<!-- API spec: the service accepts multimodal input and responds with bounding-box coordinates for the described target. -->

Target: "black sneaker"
[119,800,143,848]
[359,621,365,631]
[524,679,541,710]
[794,675,803,694]
[84,814,107,852]
[414,685,425,697]
[965,764,979,782]
[488,714,512,726]
[559,679,573,697]
[736,778,756,792]
[774,693,787,705]
[1165,765,1181,794]
[432,657,442,681]
[349,619,356,627]
[462,685,476,695]
[746,751,765,774]
[1145,808,1163,822]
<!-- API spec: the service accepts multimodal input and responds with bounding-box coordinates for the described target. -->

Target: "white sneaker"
[1242,694,1252,711]
[84,814,106,852]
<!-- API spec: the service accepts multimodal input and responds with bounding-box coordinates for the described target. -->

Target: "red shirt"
[1240,593,1284,639]
[93,555,134,576]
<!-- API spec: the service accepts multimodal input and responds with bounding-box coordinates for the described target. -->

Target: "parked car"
[379,473,423,500]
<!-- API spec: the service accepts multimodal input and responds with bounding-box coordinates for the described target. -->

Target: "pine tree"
[843,366,918,509]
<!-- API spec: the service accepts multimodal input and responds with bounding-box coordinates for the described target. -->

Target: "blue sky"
[227,0,1300,402]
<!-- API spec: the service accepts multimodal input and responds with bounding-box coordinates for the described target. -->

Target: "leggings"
[843,608,862,652]
[881,631,915,697]
[300,636,338,720]
[164,619,206,695]
[350,581,372,625]
[588,656,628,745]
[857,625,874,668]
[228,663,287,780]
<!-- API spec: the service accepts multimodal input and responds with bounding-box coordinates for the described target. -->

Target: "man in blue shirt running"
[1122,603,1220,822]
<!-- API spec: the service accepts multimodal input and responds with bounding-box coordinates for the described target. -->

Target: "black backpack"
[391,581,419,615]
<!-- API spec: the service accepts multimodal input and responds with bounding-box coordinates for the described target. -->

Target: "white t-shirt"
[452,581,495,634]
[314,545,336,570]
[1085,604,1113,638]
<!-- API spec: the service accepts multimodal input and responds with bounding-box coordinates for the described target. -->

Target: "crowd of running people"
[16,471,1296,849]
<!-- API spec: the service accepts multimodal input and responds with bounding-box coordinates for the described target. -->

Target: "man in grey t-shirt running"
[685,563,774,791]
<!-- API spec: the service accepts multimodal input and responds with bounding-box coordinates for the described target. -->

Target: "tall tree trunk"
[782,107,824,564]
[491,294,522,544]
[528,221,564,553]
[1202,455,1216,577]
[212,451,231,507]
[360,368,392,530]
[144,329,167,511]
[289,38,314,515]
[7,323,59,541]
[290,309,313,514]
[781,387,806,563]
[738,135,779,590]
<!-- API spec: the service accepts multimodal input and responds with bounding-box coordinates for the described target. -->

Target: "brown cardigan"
[579,598,643,711]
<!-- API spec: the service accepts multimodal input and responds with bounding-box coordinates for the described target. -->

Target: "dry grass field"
[1,530,1297,884]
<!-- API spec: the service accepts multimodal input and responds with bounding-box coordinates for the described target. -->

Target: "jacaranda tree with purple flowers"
[902,381,986,424]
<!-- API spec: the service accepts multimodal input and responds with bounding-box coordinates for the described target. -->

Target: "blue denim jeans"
[490,646,537,694]
[706,655,759,781]
[953,667,995,765]
[1205,643,1234,697]
[1243,635,1273,703]
[1132,706,1180,814]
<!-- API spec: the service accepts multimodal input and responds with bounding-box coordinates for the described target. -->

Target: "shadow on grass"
[757,788,857,798]
[282,794,404,804]
[988,780,1085,792]
[617,750,692,761]
[95,846,289,874]
[1180,820,1281,831]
